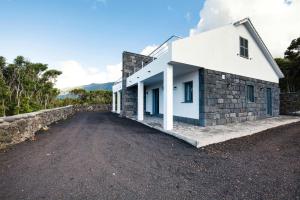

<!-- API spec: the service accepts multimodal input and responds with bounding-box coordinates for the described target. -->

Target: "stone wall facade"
[280,92,300,115]
[203,69,280,126]
[0,104,111,150]
[121,52,152,117]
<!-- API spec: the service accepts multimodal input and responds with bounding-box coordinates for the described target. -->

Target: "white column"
[137,81,144,121]
[163,64,173,130]
[112,92,116,112]
[117,91,121,114]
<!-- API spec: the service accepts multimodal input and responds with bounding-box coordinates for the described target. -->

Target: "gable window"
[240,37,249,58]
[184,81,193,103]
[247,85,254,102]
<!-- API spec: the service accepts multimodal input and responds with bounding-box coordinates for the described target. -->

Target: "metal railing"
[113,35,182,86]
[139,35,182,72]
[113,77,122,86]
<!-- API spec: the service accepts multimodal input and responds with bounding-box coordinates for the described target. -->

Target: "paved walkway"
[136,115,300,148]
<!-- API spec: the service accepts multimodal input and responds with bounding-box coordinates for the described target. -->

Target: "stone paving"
[132,115,300,148]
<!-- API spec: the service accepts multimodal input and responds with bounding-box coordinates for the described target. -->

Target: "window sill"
[182,101,193,103]
[240,55,249,59]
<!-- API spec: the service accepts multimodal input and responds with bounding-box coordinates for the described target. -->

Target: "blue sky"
[0,0,298,88]
[0,0,204,88]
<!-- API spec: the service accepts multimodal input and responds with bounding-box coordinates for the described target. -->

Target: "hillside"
[58,82,114,99]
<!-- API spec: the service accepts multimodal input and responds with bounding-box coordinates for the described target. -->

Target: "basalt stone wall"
[121,52,152,117]
[280,92,300,115]
[74,104,111,112]
[203,69,280,126]
[0,104,111,150]
[0,106,75,150]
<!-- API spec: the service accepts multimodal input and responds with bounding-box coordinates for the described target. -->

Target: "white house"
[112,18,284,131]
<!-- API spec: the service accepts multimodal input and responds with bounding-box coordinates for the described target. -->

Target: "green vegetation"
[275,37,300,93]
[0,56,62,116]
[56,89,112,106]
[0,55,113,117]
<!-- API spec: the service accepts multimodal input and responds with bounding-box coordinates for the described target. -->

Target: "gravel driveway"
[0,112,299,200]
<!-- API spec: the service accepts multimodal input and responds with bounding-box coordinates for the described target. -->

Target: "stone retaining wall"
[74,104,111,112]
[0,104,111,150]
[280,92,300,115]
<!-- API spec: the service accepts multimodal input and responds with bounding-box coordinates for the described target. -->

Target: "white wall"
[126,46,172,87]
[172,24,279,83]
[145,70,199,119]
[112,81,122,93]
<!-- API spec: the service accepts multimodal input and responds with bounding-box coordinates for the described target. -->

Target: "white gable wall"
[172,24,279,83]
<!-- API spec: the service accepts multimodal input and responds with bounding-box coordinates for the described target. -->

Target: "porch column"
[112,92,116,112]
[137,81,144,121]
[163,64,173,130]
[117,91,121,114]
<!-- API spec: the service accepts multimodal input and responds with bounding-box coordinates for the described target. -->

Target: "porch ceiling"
[141,63,200,86]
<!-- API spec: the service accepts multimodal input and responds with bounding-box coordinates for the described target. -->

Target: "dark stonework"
[120,51,280,126]
[280,92,300,115]
[121,52,152,117]
[203,69,280,126]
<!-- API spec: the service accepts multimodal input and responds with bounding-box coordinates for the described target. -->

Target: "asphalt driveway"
[0,112,299,200]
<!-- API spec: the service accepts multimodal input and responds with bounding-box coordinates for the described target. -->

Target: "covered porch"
[131,62,203,130]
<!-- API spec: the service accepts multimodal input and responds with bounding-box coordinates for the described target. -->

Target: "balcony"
[126,36,181,87]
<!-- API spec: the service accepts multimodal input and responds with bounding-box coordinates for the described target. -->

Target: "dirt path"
[0,112,299,200]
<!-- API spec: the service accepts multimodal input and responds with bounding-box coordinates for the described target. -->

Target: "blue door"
[267,88,272,116]
[152,88,159,115]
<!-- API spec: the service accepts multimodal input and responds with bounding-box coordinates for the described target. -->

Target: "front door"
[152,88,159,115]
[267,88,272,116]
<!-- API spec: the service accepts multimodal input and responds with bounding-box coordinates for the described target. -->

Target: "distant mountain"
[82,82,113,91]
[58,82,114,99]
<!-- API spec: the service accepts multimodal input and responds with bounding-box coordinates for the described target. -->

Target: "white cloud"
[54,45,160,89]
[54,60,121,89]
[140,45,158,55]
[190,0,300,57]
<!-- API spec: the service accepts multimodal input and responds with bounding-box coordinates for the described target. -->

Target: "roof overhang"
[234,18,285,78]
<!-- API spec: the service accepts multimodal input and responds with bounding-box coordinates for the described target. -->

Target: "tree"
[70,89,88,104]
[0,57,10,116]
[68,89,112,105]
[0,55,62,116]
[276,37,300,92]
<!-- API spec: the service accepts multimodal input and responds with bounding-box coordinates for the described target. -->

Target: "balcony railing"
[113,77,122,86]
[134,35,181,74]
[113,35,182,86]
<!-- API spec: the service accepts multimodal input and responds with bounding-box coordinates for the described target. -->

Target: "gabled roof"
[234,18,284,78]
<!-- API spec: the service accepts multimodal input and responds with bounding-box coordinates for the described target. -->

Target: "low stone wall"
[280,92,300,115]
[0,104,111,150]
[74,104,111,112]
